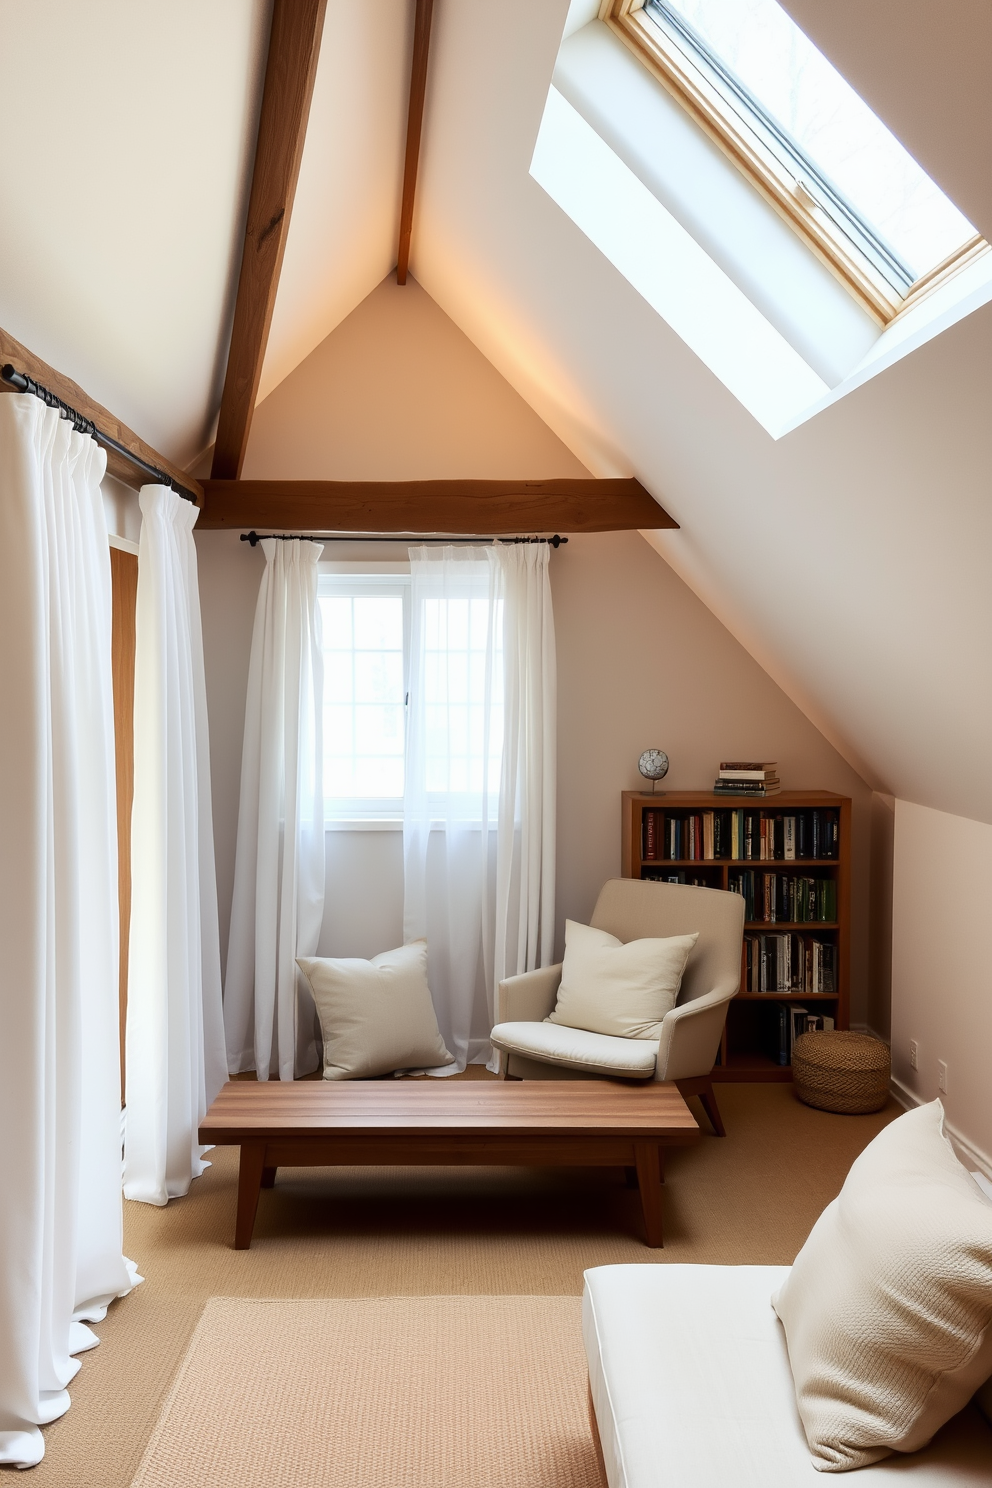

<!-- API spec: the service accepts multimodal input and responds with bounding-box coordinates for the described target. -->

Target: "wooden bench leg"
[634,1141,664,1248]
[624,1166,639,1189]
[261,1166,277,1188]
[235,1142,267,1250]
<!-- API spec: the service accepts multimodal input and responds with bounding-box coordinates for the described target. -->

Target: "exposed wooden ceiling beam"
[196,478,676,533]
[210,0,328,481]
[396,0,436,284]
[0,324,203,501]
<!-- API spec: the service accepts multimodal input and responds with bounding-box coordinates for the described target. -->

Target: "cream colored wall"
[242,274,589,480]
[890,801,992,1171]
[553,530,873,1017]
[198,274,876,1023]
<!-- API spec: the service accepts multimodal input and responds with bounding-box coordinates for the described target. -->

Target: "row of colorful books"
[641,809,839,863]
[729,871,838,924]
[743,932,838,993]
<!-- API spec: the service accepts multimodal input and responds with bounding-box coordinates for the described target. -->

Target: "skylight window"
[607,0,983,318]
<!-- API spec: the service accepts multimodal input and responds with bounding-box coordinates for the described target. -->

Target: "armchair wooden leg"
[675,1076,726,1137]
[500,1054,521,1080]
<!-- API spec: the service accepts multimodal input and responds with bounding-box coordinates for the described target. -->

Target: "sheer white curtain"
[493,544,557,988]
[403,544,557,1072]
[0,394,137,1469]
[123,486,226,1206]
[224,539,325,1080]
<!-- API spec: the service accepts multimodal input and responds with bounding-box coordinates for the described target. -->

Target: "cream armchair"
[490,879,744,1136]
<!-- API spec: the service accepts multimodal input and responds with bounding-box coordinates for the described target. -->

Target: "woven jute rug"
[128,1294,606,1488]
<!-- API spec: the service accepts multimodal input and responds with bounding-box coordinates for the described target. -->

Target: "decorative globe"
[638,749,669,782]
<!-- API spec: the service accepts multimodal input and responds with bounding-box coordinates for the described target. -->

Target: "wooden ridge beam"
[0,324,203,501]
[396,0,436,284]
[197,478,676,533]
[211,0,328,481]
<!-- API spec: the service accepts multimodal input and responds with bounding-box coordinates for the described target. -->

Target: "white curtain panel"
[0,395,137,1469]
[492,543,557,989]
[224,539,325,1081]
[403,544,557,1072]
[123,486,227,1206]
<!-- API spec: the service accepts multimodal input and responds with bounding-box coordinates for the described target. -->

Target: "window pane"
[321,589,405,803]
[354,595,403,651]
[324,652,353,704]
[322,596,353,649]
[654,0,976,282]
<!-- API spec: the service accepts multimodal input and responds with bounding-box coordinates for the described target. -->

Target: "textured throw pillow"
[546,919,698,1041]
[297,940,453,1080]
[772,1100,992,1472]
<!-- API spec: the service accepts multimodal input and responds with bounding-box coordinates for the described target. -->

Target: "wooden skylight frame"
[599,0,988,327]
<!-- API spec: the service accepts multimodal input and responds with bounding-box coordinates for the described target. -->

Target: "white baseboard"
[889,1075,992,1181]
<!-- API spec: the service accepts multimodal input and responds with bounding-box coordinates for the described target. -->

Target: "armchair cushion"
[489,1021,657,1078]
[547,919,698,1041]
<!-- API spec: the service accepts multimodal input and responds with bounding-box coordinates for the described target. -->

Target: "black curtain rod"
[1,363,200,505]
[240,530,568,547]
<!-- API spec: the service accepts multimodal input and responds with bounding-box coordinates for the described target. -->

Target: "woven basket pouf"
[792,1030,890,1114]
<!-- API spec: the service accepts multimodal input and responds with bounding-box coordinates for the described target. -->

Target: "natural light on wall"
[537,0,992,438]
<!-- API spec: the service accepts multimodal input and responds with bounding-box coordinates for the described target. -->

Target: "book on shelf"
[775,1004,835,1065]
[713,780,781,796]
[718,763,779,783]
[642,868,711,887]
[641,808,840,865]
[743,933,837,993]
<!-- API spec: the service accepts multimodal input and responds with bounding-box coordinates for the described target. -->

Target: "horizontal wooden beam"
[211,0,328,480]
[0,324,203,501]
[197,478,676,533]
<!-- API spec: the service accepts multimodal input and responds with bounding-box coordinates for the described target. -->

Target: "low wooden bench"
[199,1079,700,1250]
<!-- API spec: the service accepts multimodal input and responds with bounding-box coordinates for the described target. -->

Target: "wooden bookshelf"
[621,790,851,1082]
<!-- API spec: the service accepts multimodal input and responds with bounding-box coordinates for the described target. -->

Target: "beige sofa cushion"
[546,919,698,1040]
[490,1020,657,1078]
[297,940,453,1080]
[773,1100,992,1472]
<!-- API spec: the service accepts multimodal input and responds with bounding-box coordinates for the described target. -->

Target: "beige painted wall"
[197,274,876,1026]
[242,273,589,480]
[552,530,873,1017]
[890,800,992,1170]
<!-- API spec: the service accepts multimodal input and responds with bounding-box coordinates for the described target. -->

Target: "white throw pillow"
[297,940,453,1080]
[546,919,698,1041]
[772,1100,992,1472]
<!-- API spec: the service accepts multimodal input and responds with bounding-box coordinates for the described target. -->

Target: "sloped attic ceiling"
[0,0,411,466]
[0,2,989,823]
[404,0,992,823]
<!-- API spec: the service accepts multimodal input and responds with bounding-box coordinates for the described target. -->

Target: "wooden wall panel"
[110,546,138,1098]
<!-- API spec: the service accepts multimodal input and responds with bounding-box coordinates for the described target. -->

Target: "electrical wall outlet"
[938,1060,948,1094]
[910,1040,919,1071]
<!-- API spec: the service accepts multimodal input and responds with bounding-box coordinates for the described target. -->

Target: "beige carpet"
[128,1295,603,1488]
[29,1081,898,1485]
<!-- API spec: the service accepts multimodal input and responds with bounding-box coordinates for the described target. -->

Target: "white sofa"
[583,1263,992,1487]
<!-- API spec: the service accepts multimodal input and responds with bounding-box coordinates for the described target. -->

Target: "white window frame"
[318,564,410,829]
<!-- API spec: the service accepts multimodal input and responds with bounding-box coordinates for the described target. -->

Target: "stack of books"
[713,761,780,796]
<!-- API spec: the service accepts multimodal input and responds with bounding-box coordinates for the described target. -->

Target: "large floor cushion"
[583,1264,992,1488]
[490,1021,657,1078]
